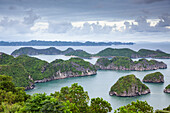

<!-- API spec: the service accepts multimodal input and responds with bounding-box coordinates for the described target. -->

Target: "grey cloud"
[131,0,166,4]
[48,22,73,33]
[23,9,40,25]
[156,14,170,27]
[0,9,40,34]
[124,16,170,33]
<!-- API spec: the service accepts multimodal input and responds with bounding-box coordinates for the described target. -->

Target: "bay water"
[0,42,170,110]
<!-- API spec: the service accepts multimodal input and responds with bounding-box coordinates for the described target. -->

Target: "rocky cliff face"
[109,88,150,97]
[95,57,167,71]
[164,84,170,93]
[109,74,150,97]
[143,72,164,83]
[34,70,96,83]
[34,58,97,84]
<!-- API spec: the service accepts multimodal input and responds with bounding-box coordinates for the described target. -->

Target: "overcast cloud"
[0,0,170,42]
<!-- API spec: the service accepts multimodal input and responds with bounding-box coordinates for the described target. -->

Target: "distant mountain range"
[0,40,134,46]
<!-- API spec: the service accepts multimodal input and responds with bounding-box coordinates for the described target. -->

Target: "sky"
[0,0,170,42]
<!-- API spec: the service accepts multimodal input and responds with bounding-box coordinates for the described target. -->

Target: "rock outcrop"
[109,74,150,97]
[0,53,97,90]
[95,57,167,71]
[164,84,170,93]
[143,72,164,83]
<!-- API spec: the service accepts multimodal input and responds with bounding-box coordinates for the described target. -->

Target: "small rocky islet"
[109,74,150,97]
[95,56,167,71]
[164,84,170,93]
[143,72,164,83]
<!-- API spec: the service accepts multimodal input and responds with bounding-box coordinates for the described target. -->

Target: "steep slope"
[95,56,167,71]
[109,74,150,97]
[143,72,164,83]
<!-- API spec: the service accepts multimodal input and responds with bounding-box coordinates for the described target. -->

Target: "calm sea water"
[0,42,170,110]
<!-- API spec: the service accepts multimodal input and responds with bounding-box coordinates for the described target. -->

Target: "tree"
[114,100,153,113]
[21,93,70,113]
[90,97,112,113]
[51,83,90,112]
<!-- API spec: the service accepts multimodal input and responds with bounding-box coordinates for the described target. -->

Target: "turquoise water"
[0,43,170,110]
[26,58,170,110]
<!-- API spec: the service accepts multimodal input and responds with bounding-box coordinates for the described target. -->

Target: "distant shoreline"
[0,40,134,46]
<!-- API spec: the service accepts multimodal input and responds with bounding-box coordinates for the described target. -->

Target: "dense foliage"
[110,74,149,95]
[0,75,30,112]
[138,49,170,58]
[52,57,96,75]
[165,84,170,90]
[0,63,31,87]
[155,105,170,113]
[95,48,138,57]
[114,100,153,113]
[0,53,96,88]
[143,72,164,82]
[95,48,170,58]
[96,56,158,68]
[0,77,112,113]
[65,50,92,58]
[11,47,170,58]
[0,75,169,113]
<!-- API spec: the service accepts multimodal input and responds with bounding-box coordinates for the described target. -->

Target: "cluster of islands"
[12,47,170,59]
[0,46,170,97]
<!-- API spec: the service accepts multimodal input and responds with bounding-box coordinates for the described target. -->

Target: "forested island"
[95,56,167,71]
[11,47,170,59]
[1,75,169,112]
[0,52,96,89]
[143,72,164,83]
[0,40,134,46]
[109,74,150,97]
[164,84,170,93]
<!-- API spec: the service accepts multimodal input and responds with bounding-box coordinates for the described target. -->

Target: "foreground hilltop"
[95,56,167,71]
[0,52,96,89]
[109,74,150,97]
[11,47,170,59]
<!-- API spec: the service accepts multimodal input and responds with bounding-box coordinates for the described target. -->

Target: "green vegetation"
[96,56,164,70]
[0,75,30,112]
[14,55,51,80]
[0,75,169,113]
[95,48,138,57]
[155,105,170,113]
[143,72,164,83]
[165,84,170,89]
[110,74,149,95]
[110,56,133,68]
[0,53,96,88]
[65,50,92,58]
[0,76,112,113]
[95,48,170,58]
[138,49,170,58]
[52,57,96,75]
[114,100,153,113]
[96,56,133,68]
[11,47,170,58]
[0,53,14,64]
[0,63,31,87]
